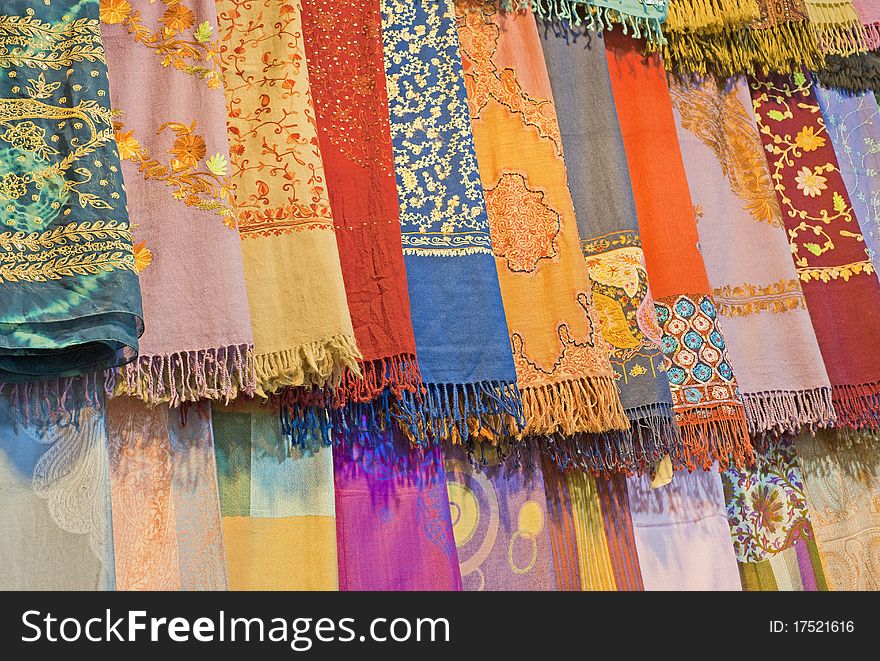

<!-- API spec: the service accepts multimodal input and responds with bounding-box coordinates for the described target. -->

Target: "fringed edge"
[665,0,760,32]
[106,343,256,407]
[675,403,754,470]
[0,371,103,428]
[520,374,629,437]
[865,20,880,50]
[501,0,667,48]
[334,353,421,406]
[662,19,826,76]
[742,387,836,437]
[813,49,880,95]
[806,3,869,56]
[831,382,880,429]
[254,332,362,396]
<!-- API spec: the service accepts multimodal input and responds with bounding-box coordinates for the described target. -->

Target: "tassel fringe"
[831,382,880,429]
[0,371,103,428]
[806,2,869,56]
[814,49,880,95]
[675,404,753,470]
[254,332,362,396]
[520,375,629,437]
[742,387,836,436]
[665,0,760,32]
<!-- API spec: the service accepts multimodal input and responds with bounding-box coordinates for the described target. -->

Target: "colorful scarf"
[797,428,880,590]
[446,446,558,590]
[605,32,752,470]
[216,0,360,397]
[627,469,743,590]
[538,22,678,473]
[379,0,523,443]
[816,84,880,266]
[670,75,836,436]
[456,4,627,454]
[0,400,115,590]
[540,456,584,590]
[750,72,880,429]
[100,0,255,407]
[805,0,869,55]
[0,0,143,398]
[213,401,339,590]
[288,0,420,437]
[334,434,462,591]
[723,437,828,591]
[107,397,227,591]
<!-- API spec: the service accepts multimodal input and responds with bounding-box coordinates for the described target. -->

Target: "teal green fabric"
[0,0,143,382]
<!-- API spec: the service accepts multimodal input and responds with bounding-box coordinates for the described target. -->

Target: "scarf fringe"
[675,404,753,470]
[0,371,103,428]
[814,49,880,94]
[865,21,880,50]
[520,374,629,437]
[106,343,256,407]
[806,2,869,55]
[334,353,421,405]
[254,332,362,396]
[665,0,760,32]
[742,387,837,436]
[831,382,880,429]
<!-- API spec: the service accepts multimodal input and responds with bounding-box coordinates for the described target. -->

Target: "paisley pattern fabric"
[0,0,143,385]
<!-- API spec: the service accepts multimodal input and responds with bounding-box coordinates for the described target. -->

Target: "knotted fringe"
[741,387,836,436]
[501,0,667,47]
[106,343,256,407]
[663,20,825,76]
[865,20,880,49]
[254,332,362,396]
[806,1,869,55]
[831,381,880,429]
[814,49,880,94]
[520,375,629,437]
[675,404,753,470]
[665,0,760,31]
[0,371,103,428]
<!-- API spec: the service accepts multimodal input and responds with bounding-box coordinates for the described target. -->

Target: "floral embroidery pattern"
[484,173,559,272]
[510,317,601,389]
[712,278,807,317]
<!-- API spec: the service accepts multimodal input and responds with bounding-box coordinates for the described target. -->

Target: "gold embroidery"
[0,15,105,69]
[713,278,807,317]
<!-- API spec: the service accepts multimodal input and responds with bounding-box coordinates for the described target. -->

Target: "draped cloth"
[670,75,835,436]
[101,0,255,407]
[750,72,880,430]
[0,400,115,590]
[213,402,339,590]
[292,0,420,437]
[216,0,360,397]
[0,0,143,403]
[379,0,523,443]
[107,397,227,591]
[538,23,678,473]
[605,32,752,470]
[334,434,462,591]
[455,4,627,459]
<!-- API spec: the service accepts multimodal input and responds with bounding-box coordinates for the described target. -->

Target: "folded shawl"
[605,31,753,469]
[379,0,523,444]
[750,72,880,429]
[538,23,679,473]
[670,75,836,436]
[0,0,143,403]
[216,0,360,396]
[456,4,628,456]
[101,0,255,407]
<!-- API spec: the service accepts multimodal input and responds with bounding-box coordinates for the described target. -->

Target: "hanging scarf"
[213,401,339,590]
[814,48,880,94]
[540,456,584,590]
[100,0,255,407]
[750,72,880,429]
[379,0,523,444]
[605,32,752,470]
[538,22,679,473]
[456,4,627,456]
[853,0,880,45]
[670,75,835,436]
[215,0,360,397]
[334,433,462,591]
[805,0,869,54]
[0,0,143,405]
[816,84,880,266]
[723,437,828,591]
[285,0,420,439]
[445,446,559,590]
[106,397,226,591]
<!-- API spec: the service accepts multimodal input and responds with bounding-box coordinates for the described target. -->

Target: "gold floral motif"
[712,278,807,317]
[0,15,105,69]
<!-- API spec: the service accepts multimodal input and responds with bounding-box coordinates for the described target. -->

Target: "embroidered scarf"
[538,22,678,473]
[107,397,226,591]
[750,72,880,429]
[456,4,627,456]
[0,0,143,403]
[216,0,360,396]
[285,0,420,439]
[100,0,255,407]
[670,75,835,436]
[379,0,523,444]
[605,32,752,470]
[213,401,339,590]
